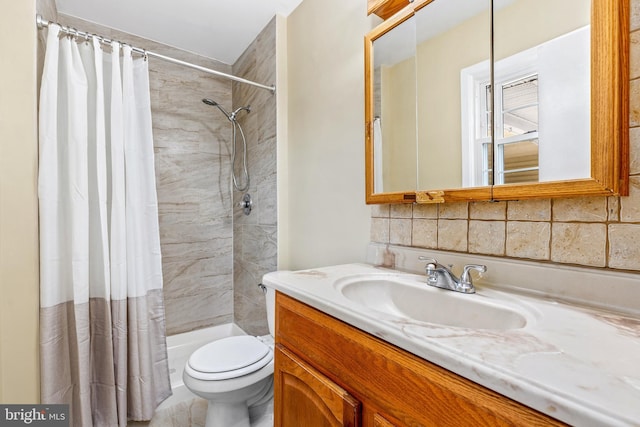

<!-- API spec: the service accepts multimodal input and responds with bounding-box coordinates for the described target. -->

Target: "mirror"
[372,15,418,194]
[415,0,492,190]
[365,0,628,204]
[491,0,590,186]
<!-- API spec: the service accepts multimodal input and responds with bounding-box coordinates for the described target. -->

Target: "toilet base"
[205,401,250,427]
[199,376,273,427]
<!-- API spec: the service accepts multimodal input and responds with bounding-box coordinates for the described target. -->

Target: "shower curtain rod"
[35,14,276,94]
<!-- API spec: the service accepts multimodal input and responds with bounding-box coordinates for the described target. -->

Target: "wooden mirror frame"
[365,0,629,204]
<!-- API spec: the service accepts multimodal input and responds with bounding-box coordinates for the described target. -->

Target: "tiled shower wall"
[372,1,640,272]
[232,18,278,336]
[53,15,236,335]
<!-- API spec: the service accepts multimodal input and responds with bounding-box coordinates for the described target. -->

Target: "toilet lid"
[188,336,271,375]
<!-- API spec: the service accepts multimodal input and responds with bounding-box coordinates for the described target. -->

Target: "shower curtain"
[38,24,171,426]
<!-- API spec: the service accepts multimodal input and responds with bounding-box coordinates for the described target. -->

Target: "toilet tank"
[264,284,275,337]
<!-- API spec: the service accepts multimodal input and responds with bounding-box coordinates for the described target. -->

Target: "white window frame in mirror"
[462,26,591,188]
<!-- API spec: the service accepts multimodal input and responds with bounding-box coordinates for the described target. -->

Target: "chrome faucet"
[418,256,486,294]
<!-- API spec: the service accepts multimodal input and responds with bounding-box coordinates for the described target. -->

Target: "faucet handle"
[460,264,487,290]
[418,256,439,284]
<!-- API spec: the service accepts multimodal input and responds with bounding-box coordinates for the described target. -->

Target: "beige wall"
[284,0,377,269]
[0,0,40,403]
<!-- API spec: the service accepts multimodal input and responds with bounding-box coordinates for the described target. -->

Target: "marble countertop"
[263,262,640,427]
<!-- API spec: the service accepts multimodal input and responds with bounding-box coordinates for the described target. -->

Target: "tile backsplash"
[372,0,640,273]
[372,196,639,271]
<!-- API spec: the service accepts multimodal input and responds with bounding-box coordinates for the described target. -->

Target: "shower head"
[202,98,232,120]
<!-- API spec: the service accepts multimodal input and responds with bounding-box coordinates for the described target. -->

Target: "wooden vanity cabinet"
[274,292,565,427]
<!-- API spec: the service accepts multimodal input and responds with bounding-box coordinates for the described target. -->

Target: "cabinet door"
[372,413,396,427]
[274,344,360,427]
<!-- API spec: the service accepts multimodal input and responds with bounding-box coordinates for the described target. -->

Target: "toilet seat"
[186,336,273,381]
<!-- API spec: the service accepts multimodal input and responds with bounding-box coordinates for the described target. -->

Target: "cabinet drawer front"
[275,345,360,426]
[276,292,564,427]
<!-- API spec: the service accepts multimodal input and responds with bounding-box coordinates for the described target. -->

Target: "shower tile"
[258,98,278,143]
[163,260,232,299]
[234,258,270,335]
[249,136,277,179]
[160,235,232,265]
[257,174,277,226]
[242,225,278,268]
[37,0,58,22]
[159,219,232,243]
[165,287,233,335]
[239,107,260,149]
[233,19,277,337]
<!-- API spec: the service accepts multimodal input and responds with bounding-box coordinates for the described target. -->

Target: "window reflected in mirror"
[491,0,591,185]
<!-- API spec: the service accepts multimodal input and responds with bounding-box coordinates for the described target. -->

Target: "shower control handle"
[239,193,253,216]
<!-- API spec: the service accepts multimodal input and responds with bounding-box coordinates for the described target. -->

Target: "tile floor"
[128,397,273,427]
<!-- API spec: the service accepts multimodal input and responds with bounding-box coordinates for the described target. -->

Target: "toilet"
[183,284,276,427]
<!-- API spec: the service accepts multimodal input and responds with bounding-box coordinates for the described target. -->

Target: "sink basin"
[336,275,527,330]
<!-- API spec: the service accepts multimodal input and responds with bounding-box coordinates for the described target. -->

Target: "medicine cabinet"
[365,0,628,204]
